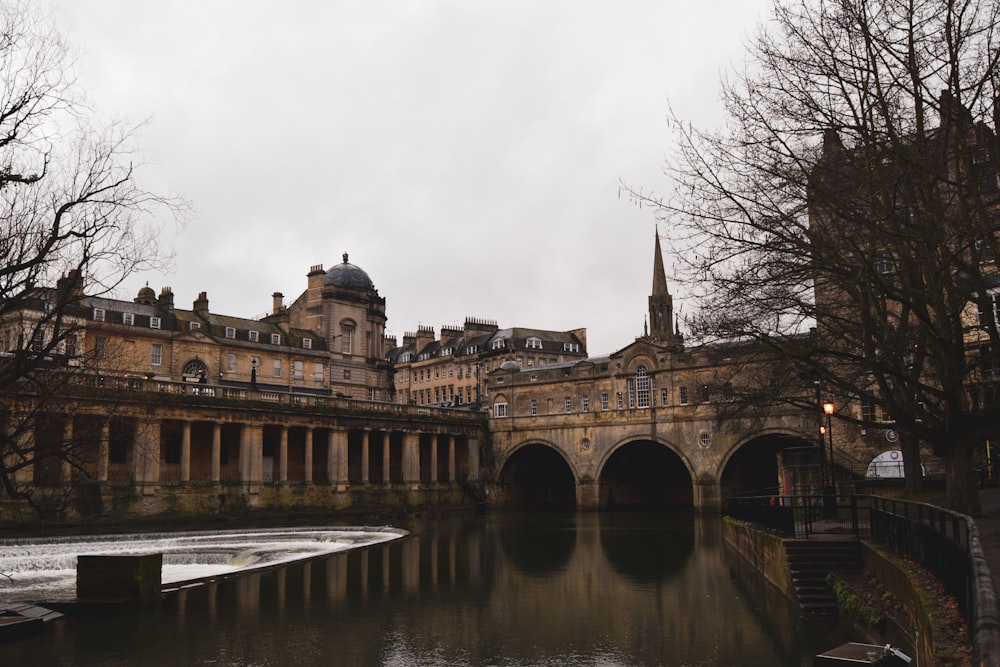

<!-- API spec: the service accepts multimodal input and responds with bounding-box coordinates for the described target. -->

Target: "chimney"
[158,287,175,312]
[193,291,209,314]
[272,292,284,315]
[415,325,436,350]
[55,270,84,302]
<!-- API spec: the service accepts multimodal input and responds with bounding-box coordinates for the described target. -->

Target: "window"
[248,330,259,342]
[94,336,108,358]
[190,321,201,330]
[293,360,303,380]
[661,388,670,406]
[122,312,134,326]
[526,337,542,349]
[272,358,282,377]
[30,330,44,352]
[601,393,609,411]
[225,326,236,339]
[582,396,590,412]
[873,250,895,275]
[563,342,580,352]
[340,328,353,354]
[314,363,323,381]
[628,366,652,408]
[150,344,163,366]
[367,388,375,400]
[226,353,236,372]
[679,386,689,405]
[93,307,106,322]
[150,316,161,330]
[491,339,506,350]
[860,400,877,422]
[494,401,508,417]
[564,397,572,413]
[616,392,623,409]
[270,333,281,345]
[65,334,78,358]
[977,239,996,264]
[979,291,1000,328]
[466,345,478,355]
[699,385,711,403]
[530,399,538,416]
[302,338,312,349]
[344,369,351,379]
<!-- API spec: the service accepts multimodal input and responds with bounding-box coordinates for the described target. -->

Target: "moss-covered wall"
[722,517,794,597]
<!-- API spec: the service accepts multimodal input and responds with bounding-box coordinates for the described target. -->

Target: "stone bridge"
[484,405,818,512]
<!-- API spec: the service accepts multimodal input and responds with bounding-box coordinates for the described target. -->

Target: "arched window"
[183,358,208,380]
[628,364,652,409]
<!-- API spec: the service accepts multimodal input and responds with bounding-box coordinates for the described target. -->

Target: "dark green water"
[1,512,849,666]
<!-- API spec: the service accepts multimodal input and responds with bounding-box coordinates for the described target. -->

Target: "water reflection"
[0,513,847,666]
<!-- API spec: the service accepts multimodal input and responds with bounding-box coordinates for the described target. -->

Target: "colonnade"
[14,412,480,493]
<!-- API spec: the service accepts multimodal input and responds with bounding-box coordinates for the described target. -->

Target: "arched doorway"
[496,443,576,509]
[599,440,693,509]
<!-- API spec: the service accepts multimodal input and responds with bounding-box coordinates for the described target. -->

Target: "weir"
[0,527,406,603]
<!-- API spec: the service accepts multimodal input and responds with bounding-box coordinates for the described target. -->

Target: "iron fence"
[725,494,976,626]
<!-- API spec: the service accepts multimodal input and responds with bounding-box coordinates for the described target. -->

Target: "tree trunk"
[942,439,982,516]
[899,432,924,495]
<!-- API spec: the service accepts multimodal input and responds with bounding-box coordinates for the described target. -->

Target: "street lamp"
[823,402,835,491]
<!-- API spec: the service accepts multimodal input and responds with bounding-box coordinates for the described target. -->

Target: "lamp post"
[823,401,835,492]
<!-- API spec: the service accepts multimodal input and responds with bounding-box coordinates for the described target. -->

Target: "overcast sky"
[49,1,770,356]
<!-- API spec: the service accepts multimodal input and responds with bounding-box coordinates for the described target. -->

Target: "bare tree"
[0,2,180,505]
[637,0,1000,514]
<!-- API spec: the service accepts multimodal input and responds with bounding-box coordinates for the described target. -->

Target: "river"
[0,511,849,665]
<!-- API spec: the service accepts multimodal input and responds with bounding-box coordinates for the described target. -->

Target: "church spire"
[648,232,674,340]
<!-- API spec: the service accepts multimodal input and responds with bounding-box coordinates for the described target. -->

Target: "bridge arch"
[717,429,816,501]
[495,441,578,509]
[596,437,694,510]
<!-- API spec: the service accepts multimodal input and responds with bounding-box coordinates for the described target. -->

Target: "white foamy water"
[0,526,406,603]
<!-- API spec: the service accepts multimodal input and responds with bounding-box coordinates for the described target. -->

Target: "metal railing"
[725,494,981,631]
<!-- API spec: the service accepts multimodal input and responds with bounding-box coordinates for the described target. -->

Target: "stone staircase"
[785,538,864,616]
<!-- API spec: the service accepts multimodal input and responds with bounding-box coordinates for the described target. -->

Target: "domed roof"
[135,283,156,305]
[324,253,373,289]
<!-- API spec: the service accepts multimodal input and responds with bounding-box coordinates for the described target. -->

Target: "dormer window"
[190,321,201,330]
[302,338,312,349]
[122,312,134,326]
[526,337,542,349]
[466,345,478,355]
[150,316,161,330]
[491,339,506,350]
[248,330,258,342]
[270,333,281,345]
[93,307,106,322]
[563,342,580,352]
[225,326,236,339]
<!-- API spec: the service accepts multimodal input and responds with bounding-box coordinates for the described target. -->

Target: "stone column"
[180,421,191,483]
[304,428,314,484]
[467,437,480,481]
[430,434,438,483]
[361,431,370,483]
[383,433,392,484]
[211,423,221,482]
[60,419,73,484]
[403,431,420,485]
[278,426,288,483]
[447,435,456,483]
[97,421,110,482]
[328,429,348,489]
[134,418,161,494]
[248,425,263,487]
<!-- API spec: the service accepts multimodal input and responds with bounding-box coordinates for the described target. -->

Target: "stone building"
[386,319,588,408]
